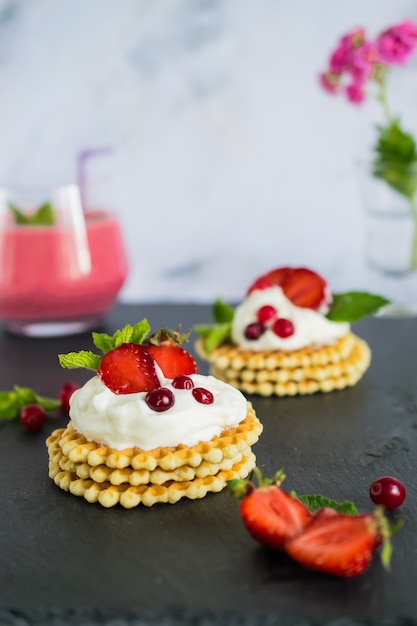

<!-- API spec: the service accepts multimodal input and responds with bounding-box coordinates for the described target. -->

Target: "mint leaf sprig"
[58,319,152,371]
[326,292,390,322]
[0,385,60,421]
[58,319,191,371]
[194,298,234,353]
[290,491,358,515]
[195,291,390,352]
[8,202,55,226]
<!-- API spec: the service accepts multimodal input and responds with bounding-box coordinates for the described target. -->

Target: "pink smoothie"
[0,211,128,322]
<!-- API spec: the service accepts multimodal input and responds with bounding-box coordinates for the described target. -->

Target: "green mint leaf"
[0,391,20,420]
[327,291,390,322]
[8,202,31,224]
[291,491,358,515]
[194,324,213,338]
[8,201,55,225]
[31,202,55,225]
[13,385,60,412]
[91,332,115,354]
[92,319,151,353]
[213,298,235,324]
[58,350,101,371]
[205,323,232,352]
[373,120,417,200]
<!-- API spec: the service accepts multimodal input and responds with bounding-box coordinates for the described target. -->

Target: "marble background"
[0,0,416,305]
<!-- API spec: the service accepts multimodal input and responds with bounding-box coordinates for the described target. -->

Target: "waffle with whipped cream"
[195,267,387,397]
[46,403,261,508]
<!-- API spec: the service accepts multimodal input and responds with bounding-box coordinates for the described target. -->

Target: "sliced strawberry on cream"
[146,344,197,379]
[98,343,160,394]
[247,266,331,313]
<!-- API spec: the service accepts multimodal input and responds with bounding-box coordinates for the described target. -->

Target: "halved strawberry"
[146,344,198,379]
[229,469,313,551]
[98,343,160,394]
[284,509,391,578]
[247,266,329,311]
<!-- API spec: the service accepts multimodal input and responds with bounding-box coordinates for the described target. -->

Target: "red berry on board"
[20,404,47,431]
[272,318,295,338]
[145,387,175,412]
[146,344,198,379]
[256,305,277,324]
[172,375,194,389]
[98,343,160,394]
[369,476,406,510]
[247,266,329,311]
[229,468,312,551]
[244,322,265,340]
[192,387,214,404]
[59,381,80,413]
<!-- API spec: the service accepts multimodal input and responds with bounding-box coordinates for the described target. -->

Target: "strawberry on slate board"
[285,509,392,578]
[228,468,313,551]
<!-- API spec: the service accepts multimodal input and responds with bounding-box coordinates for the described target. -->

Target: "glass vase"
[357,161,417,275]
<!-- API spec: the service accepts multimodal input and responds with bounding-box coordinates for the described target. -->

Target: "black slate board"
[0,304,416,626]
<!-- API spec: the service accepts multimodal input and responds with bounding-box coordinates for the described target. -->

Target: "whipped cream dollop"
[69,373,247,450]
[232,286,350,351]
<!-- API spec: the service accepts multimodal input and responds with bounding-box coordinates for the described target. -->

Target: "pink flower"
[376,19,417,65]
[345,81,366,104]
[319,72,340,94]
[329,27,366,74]
[349,41,380,82]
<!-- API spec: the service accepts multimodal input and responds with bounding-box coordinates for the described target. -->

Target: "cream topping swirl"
[232,286,350,351]
[69,373,247,450]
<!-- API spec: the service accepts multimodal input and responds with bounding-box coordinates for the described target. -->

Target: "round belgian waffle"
[46,402,262,508]
[195,332,371,396]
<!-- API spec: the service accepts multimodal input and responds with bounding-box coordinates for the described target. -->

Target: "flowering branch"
[320,19,417,270]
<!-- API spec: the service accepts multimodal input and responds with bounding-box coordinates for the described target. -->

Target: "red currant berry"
[192,387,214,404]
[20,404,47,431]
[172,375,194,389]
[272,317,294,338]
[369,476,406,510]
[145,387,175,412]
[244,322,265,340]
[59,381,80,413]
[256,305,277,324]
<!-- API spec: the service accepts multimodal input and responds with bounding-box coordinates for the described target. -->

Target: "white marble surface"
[0,0,416,306]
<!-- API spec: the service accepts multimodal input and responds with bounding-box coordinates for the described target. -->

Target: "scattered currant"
[273,317,295,338]
[20,404,47,431]
[192,387,214,404]
[145,387,175,412]
[59,381,80,413]
[256,305,277,324]
[172,375,194,389]
[244,322,265,340]
[369,476,406,510]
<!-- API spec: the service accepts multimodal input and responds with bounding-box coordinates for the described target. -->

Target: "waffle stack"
[196,332,371,397]
[46,403,262,508]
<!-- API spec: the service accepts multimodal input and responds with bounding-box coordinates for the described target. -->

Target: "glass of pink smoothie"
[0,184,129,336]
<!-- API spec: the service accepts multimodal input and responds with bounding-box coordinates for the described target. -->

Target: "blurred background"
[0,0,416,304]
